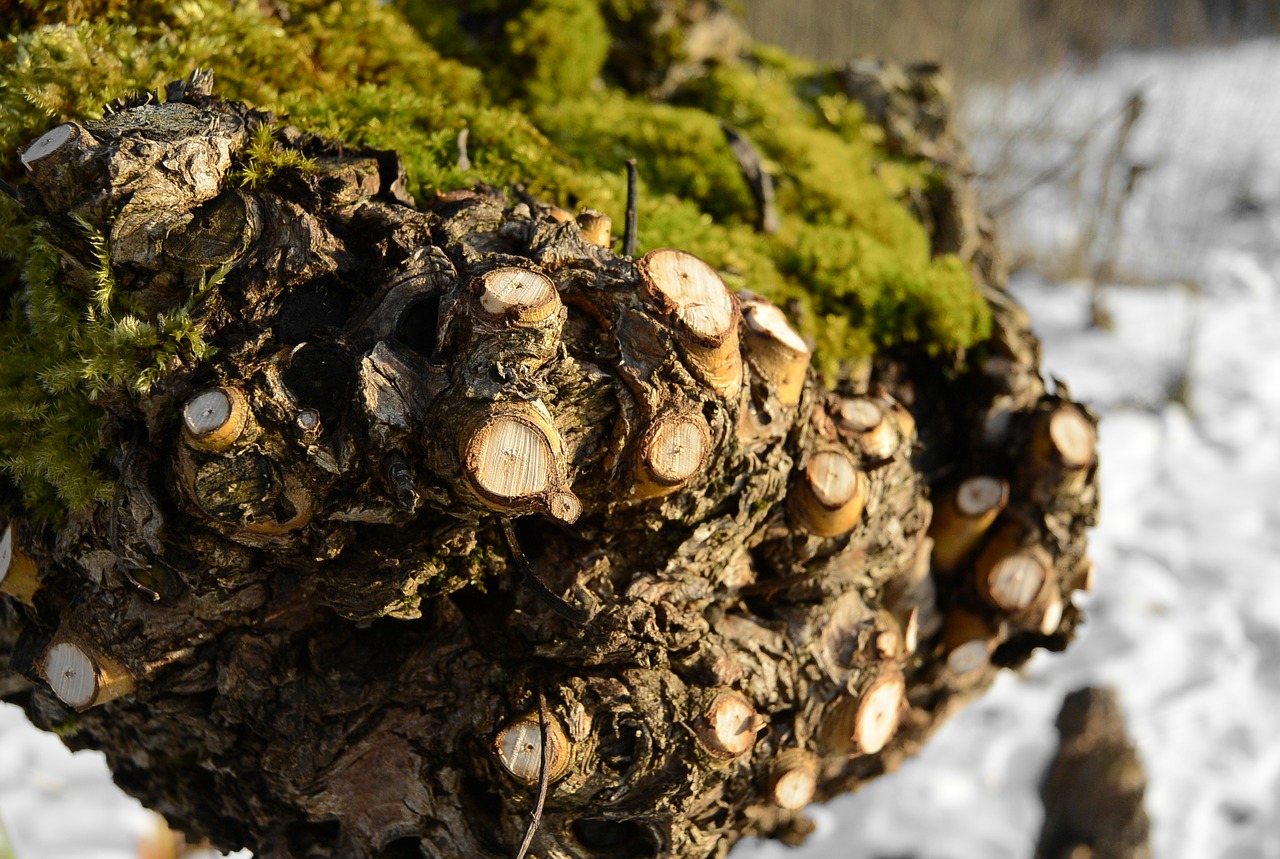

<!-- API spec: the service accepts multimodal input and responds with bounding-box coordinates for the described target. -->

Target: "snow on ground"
[963,39,1280,284]
[4,39,1280,859]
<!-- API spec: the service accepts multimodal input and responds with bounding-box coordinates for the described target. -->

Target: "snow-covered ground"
[4,39,1280,859]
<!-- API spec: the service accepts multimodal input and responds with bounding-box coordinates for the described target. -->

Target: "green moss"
[233,123,318,189]
[506,0,609,103]
[0,205,221,515]
[536,93,756,222]
[0,0,990,514]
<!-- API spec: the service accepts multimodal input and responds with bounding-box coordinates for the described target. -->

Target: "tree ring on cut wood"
[634,411,712,498]
[20,123,78,166]
[696,690,762,760]
[493,710,571,785]
[473,267,562,327]
[821,670,905,755]
[835,396,898,460]
[38,639,136,711]
[930,475,1009,574]
[853,671,905,754]
[182,387,250,452]
[1048,405,1096,468]
[0,524,40,604]
[463,410,557,508]
[742,299,811,407]
[946,638,991,676]
[788,448,868,537]
[942,607,998,677]
[768,749,818,810]
[576,210,612,248]
[638,248,742,396]
[956,475,1008,516]
[1033,403,1097,470]
[977,545,1054,614]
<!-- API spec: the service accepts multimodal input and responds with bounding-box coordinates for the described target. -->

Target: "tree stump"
[0,11,1097,859]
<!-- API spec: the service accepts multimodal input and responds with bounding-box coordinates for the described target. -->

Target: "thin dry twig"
[514,693,553,859]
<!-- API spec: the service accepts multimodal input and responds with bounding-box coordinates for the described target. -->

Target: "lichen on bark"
[0,4,1096,859]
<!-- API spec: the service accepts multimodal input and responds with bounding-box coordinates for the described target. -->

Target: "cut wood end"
[465,413,555,504]
[21,123,77,167]
[955,476,1009,517]
[545,206,575,223]
[1037,591,1065,635]
[837,397,898,460]
[806,450,861,509]
[642,413,710,487]
[769,753,818,810]
[295,408,321,435]
[874,628,901,660]
[946,639,991,676]
[791,449,867,537]
[639,248,736,341]
[576,210,612,247]
[743,301,811,406]
[930,476,1009,575]
[943,609,997,677]
[853,672,905,755]
[982,548,1052,613]
[493,711,571,785]
[0,524,39,604]
[1048,405,1097,469]
[39,640,135,710]
[639,250,743,396]
[884,395,916,441]
[903,607,920,653]
[549,490,582,524]
[182,387,249,452]
[475,267,561,326]
[744,302,809,356]
[836,397,883,432]
[698,690,761,759]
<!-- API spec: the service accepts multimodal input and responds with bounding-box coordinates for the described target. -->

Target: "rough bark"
[1037,687,1151,859]
[0,70,1098,859]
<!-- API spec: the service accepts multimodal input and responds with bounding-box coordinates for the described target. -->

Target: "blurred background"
[733,2,1280,859]
[4,2,1280,858]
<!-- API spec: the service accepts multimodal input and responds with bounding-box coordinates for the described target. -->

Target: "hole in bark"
[597,713,646,774]
[282,343,357,422]
[161,542,199,573]
[571,818,660,858]
[284,819,341,854]
[276,287,347,344]
[379,836,424,859]
[396,295,441,359]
